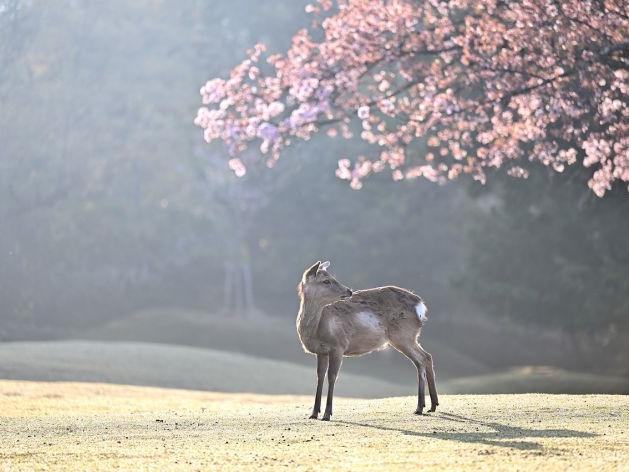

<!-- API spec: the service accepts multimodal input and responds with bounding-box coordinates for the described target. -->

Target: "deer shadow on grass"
[338,412,596,451]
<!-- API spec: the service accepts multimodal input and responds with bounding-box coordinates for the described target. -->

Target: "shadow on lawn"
[338,412,596,451]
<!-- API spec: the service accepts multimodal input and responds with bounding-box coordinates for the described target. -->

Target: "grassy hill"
[0,340,407,397]
[82,308,491,380]
[444,366,629,395]
[1,340,627,396]
[84,308,607,383]
[1,380,627,471]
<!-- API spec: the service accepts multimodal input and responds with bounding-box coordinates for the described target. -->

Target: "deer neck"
[297,295,329,344]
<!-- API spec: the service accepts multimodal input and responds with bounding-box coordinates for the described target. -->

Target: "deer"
[296,260,438,421]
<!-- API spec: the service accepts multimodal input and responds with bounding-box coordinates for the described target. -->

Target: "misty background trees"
[1,0,627,377]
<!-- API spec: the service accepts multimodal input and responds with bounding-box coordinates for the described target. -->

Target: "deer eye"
[322,280,331,285]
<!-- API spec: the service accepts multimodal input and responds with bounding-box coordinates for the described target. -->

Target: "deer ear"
[319,261,330,271]
[303,261,321,281]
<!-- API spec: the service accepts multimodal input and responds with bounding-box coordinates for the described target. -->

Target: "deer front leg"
[322,350,343,421]
[310,354,328,419]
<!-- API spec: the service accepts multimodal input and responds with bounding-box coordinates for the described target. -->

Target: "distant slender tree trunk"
[213,167,270,318]
[242,261,255,316]
[220,222,257,317]
[221,260,257,317]
[222,261,234,316]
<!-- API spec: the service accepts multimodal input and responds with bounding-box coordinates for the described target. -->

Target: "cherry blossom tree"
[195,0,628,196]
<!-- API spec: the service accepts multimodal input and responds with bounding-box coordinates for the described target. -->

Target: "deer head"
[298,261,353,301]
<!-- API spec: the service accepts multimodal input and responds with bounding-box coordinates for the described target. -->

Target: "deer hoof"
[429,405,437,412]
[414,408,424,415]
[321,414,331,421]
[309,414,319,419]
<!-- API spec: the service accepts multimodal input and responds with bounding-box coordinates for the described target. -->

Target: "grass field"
[1,341,628,398]
[84,308,490,379]
[1,380,627,471]
[0,341,407,397]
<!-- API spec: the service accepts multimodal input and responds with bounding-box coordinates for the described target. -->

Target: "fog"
[1,0,627,395]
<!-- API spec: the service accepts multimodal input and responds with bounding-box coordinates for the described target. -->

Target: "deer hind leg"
[322,350,343,421]
[417,345,439,412]
[389,335,431,415]
[310,354,328,419]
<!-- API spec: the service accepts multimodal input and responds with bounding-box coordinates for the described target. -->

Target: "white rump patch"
[415,302,428,322]
[356,311,382,330]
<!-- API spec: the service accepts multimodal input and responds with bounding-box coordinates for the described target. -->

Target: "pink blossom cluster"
[195,0,628,196]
